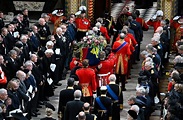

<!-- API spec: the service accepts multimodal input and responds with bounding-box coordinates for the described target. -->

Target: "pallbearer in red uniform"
[147,10,164,32]
[69,51,82,70]
[75,6,91,42]
[48,9,67,34]
[95,21,110,42]
[135,10,149,31]
[96,51,112,88]
[170,16,183,50]
[76,59,97,105]
[112,33,131,91]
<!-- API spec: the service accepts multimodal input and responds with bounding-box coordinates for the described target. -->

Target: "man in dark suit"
[58,77,75,120]
[0,88,8,119]
[6,50,20,80]
[106,74,123,120]
[36,18,51,47]
[0,11,4,30]
[6,24,16,51]
[94,86,112,120]
[0,27,9,56]
[64,90,84,120]
[54,26,70,81]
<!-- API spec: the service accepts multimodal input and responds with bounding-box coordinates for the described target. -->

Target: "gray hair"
[173,55,183,64]
[46,41,54,47]
[16,70,26,79]
[0,88,7,95]
[24,60,33,67]
[145,61,154,68]
[145,57,153,62]
[56,27,62,33]
[30,54,37,59]
[9,50,17,56]
[128,95,136,102]
[140,50,148,56]
[108,74,116,82]
[130,105,140,114]
[74,90,82,98]
[136,87,146,95]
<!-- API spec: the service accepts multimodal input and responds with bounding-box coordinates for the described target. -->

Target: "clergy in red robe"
[112,33,131,91]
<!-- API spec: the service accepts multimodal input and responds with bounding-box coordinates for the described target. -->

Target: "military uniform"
[36,23,51,47]
[48,14,67,34]
[147,20,161,32]
[94,95,112,120]
[75,17,90,41]
[76,67,97,104]
[96,59,112,87]
[153,44,163,62]
[100,26,110,42]
[106,82,123,120]
[136,17,149,31]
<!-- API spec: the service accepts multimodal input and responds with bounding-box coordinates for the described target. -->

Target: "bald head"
[83,102,90,111]
[78,111,86,120]
[16,70,26,81]
[39,18,46,26]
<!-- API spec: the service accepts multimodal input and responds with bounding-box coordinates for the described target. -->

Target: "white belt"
[97,72,110,77]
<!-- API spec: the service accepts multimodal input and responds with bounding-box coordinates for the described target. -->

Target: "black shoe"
[122,88,127,91]
[54,83,62,86]
[37,105,42,108]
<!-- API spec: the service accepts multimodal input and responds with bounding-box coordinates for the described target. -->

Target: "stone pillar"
[65,0,95,22]
[158,0,178,20]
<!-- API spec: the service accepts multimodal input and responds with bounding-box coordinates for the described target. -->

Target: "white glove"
[173,16,180,21]
[75,11,81,16]
[151,15,157,20]
[98,64,102,69]
[93,94,97,99]
[74,61,78,65]
[52,10,58,15]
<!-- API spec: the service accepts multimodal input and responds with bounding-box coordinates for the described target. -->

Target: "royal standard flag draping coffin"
[81,47,100,66]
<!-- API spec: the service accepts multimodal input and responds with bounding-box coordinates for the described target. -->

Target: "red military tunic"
[100,26,110,41]
[170,20,183,50]
[48,14,67,34]
[69,57,82,70]
[136,17,149,31]
[112,40,131,74]
[96,60,112,87]
[76,68,97,97]
[75,17,90,32]
[147,20,161,32]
